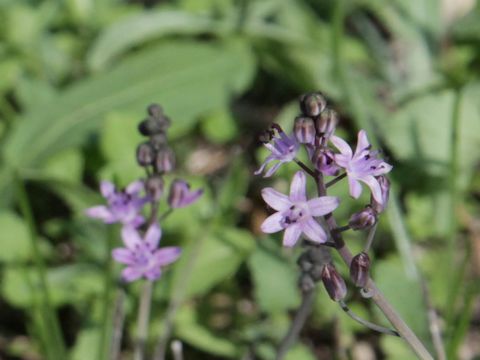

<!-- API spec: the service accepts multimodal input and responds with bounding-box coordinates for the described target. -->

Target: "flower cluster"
[86,104,202,282]
[256,92,392,301]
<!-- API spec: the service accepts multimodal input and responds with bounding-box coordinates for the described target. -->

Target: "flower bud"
[138,116,171,136]
[145,175,164,201]
[350,252,370,288]
[321,263,347,301]
[147,103,163,118]
[136,142,155,166]
[150,133,168,150]
[312,148,339,176]
[348,206,377,230]
[154,146,175,173]
[168,180,203,208]
[299,92,327,117]
[293,116,316,144]
[297,252,313,272]
[316,109,338,139]
[370,175,390,213]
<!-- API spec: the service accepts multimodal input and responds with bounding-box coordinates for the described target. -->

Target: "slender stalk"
[293,158,316,178]
[325,173,347,188]
[316,174,433,360]
[275,289,316,360]
[110,290,126,360]
[171,340,184,360]
[134,281,154,360]
[98,226,115,360]
[338,301,399,336]
[364,223,378,253]
[15,173,66,360]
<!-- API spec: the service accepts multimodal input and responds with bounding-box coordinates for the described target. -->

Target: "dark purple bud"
[310,264,324,281]
[168,180,203,208]
[154,146,175,173]
[293,116,316,144]
[145,175,164,201]
[316,109,338,139]
[312,148,339,176]
[299,92,327,117]
[138,116,171,136]
[321,263,347,301]
[370,175,390,213]
[350,252,370,288]
[348,206,377,230]
[136,142,155,166]
[299,273,316,293]
[150,133,168,150]
[147,103,163,118]
[297,252,313,272]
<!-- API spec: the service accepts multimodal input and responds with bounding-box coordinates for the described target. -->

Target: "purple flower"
[255,130,299,177]
[260,171,340,247]
[168,180,203,208]
[85,180,147,228]
[112,224,181,282]
[330,130,392,204]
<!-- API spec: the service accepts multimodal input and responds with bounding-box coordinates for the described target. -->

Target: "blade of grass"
[15,172,66,360]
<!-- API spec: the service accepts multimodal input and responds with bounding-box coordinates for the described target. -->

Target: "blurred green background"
[0,0,480,359]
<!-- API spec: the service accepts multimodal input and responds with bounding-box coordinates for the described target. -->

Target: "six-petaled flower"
[112,224,181,282]
[85,180,148,228]
[260,171,340,247]
[330,130,392,204]
[255,130,299,177]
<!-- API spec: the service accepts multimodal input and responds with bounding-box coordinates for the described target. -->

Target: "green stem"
[15,173,66,360]
[98,226,115,360]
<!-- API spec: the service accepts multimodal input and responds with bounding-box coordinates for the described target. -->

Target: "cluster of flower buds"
[256,92,393,302]
[86,104,202,282]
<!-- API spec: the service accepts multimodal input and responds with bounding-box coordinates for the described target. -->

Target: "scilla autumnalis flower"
[255,127,299,178]
[260,171,340,247]
[112,224,181,282]
[85,180,148,228]
[330,130,392,204]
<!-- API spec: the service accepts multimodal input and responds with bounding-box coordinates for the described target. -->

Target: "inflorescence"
[86,104,202,282]
[256,92,392,303]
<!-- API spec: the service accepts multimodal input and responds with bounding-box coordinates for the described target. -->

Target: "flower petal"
[371,161,393,176]
[130,215,145,228]
[153,247,181,266]
[122,266,143,282]
[348,177,362,199]
[261,188,291,211]
[100,181,115,198]
[307,196,340,216]
[360,175,383,204]
[264,161,282,178]
[302,218,327,243]
[121,226,143,250]
[126,180,144,195]
[289,171,307,202]
[355,130,370,155]
[260,212,284,233]
[85,206,115,222]
[144,267,162,281]
[145,223,161,249]
[254,155,274,176]
[112,248,135,265]
[283,224,302,247]
[330,135,353,158]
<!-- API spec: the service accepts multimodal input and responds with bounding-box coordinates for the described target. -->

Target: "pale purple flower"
[330,130,392,204]
[85,180,147,228]
[168,180,203,208]
[255,130,299,177]
[260,171,340,247]
[112,224,181,282]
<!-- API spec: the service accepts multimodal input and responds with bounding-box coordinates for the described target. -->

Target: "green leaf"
[2,40,255,179]
[373,256,431,346]
[175,304,239,357]
[0,211,31,263]
[70,328,101,360]
[171,227,255,298]
[248,240,300,314]
[201,108,238,144]
[43,149,84,184]
[87,10,218,71]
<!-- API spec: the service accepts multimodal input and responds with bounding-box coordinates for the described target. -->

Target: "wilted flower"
[168,180,203,208]
[331,130,392,204]
[85,180,147,228]
[255,128,299,178]
[260,171,340,247]
[112,224,181,282]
